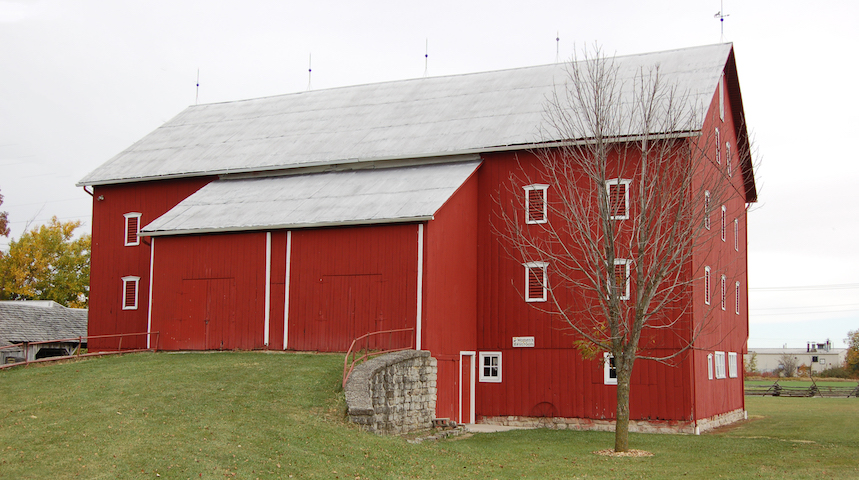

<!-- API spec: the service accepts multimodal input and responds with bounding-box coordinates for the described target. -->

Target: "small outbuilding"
[0,301,88,363]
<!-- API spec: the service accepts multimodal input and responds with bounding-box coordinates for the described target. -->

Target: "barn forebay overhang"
[140,159,482,236]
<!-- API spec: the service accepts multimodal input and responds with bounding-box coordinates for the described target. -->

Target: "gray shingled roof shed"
[0,301,88,346]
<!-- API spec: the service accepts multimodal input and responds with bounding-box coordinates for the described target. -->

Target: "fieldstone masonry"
[345,350,437,434]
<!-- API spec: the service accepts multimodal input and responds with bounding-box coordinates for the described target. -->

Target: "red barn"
[79,43,755,433]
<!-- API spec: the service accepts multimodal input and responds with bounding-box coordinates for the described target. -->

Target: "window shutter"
[124,281,136,308]
[528,189,544,223]
[126,217,138,244]
[704,267,711,305]
[528,267,543,299]
[613,263,626,294]
[608,183,625,218]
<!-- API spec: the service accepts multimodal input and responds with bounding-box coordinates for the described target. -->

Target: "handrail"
[342,327,415,388]
[0,331,160,369]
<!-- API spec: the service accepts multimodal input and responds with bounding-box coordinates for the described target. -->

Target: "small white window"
[479,352,502,383]
[720,205,726,242]
[523,184,549,224]
[720,275,727,311]
[524,262,548,302]
[734,218,739,251]
[728,352,738,378]
[708,353,714,380]
[611,259,631,301]
[726,142,732,176]
[605,178,631,220]
[124,213,142,246]
[719,74,725,121]
[704,191,711,230]
[122,276,140,310]
[715,128,721,165]
[715,351,726,379]
[735,281,741,315]
[604,352,618,385]
[704,267,711,305]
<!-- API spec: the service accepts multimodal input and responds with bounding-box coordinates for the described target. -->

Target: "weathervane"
[424,39,429,77]
[556,32,560,63]
[307,53,313,91]
[714,0,730,42]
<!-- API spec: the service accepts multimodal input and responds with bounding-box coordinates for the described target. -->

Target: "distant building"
[0,301,88,363]
[749,341,847,374]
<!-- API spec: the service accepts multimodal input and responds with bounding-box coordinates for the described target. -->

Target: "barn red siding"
[689,74,749,421]
[287,224,419,352]
[474,149,700,423]
[88,177,212,351]
[423,171,479,420]
[150,232,268,350]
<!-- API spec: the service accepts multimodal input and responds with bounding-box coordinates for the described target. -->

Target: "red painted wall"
[287,224,419,352]
[88,177,212,350]
[473,147,702,423]
[423,171,479,420]
[150,232,268,350]
[690,68,750,421]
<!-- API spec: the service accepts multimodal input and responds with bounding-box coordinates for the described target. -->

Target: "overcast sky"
[1,0,857,349]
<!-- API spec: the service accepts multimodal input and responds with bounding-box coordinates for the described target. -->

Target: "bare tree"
[778,354,798,377]
[498,47,735,452]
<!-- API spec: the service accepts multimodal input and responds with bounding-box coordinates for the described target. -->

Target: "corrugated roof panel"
[141,160,482,235]
[79,44,732,185]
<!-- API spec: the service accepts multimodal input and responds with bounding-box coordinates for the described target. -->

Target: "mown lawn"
[1,352,857,479]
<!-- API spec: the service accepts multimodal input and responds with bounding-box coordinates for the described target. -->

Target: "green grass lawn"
[2,352,858,479]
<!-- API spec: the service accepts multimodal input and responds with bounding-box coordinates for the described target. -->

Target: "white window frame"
[720,275,727,311]
[604,352,618,385]
[524,261,548,303]
[122,276,140,310]
[735,281,741,315]
[726,142,732,176]
[719,74,725,121]
[704,266,711,305]
[612,258,632,301]
[715,351,726,379]
[704,191,711,230]
[715,128,721,165]
[728,352,738,378]
[605,178,631,220]
[124,212,142,247]
[720,205,726,242]
[708,353,714,380]
[479,352,502,383]
[523,184,549,224]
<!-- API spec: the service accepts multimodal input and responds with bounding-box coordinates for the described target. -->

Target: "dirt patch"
[593,449,653,457]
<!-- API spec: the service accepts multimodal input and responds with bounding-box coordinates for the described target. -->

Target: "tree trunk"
[614,370,631,452]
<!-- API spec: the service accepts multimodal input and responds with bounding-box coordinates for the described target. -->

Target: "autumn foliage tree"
[846,330,859,377]
[499,48,733,452]
[0,189,9,237]
[0,216,90,308]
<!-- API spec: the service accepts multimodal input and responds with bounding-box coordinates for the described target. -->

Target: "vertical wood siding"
[151,232,267,350]
[690,70,749,420]
[88,178,212,351]
[475,148,700,422]
[288,224,419,352]
[422,172,479,419]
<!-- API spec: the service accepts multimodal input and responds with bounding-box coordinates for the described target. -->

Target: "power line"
[750,282,859,292]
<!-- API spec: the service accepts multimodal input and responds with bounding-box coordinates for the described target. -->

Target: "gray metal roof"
[141,159,481,235]
[79,43,733,186]
[0,301,88,346]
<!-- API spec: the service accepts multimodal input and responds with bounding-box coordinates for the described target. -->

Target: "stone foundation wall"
[345,350,437,435]
[480,408,747,435]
